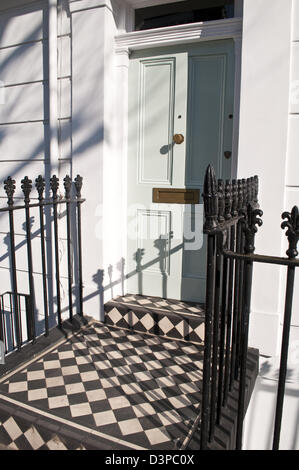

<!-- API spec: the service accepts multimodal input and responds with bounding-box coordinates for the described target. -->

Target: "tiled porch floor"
[0,321,204,450]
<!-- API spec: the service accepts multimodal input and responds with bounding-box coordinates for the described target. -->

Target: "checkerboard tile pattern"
[0,413,85,450]
[0,323,204,450]
[105,295,205,344]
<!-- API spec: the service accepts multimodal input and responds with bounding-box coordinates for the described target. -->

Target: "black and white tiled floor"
[105,294,205,344]
[0,321,204,450]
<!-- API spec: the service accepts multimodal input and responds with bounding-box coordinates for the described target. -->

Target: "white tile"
[113,365,131,376]
[133,371,152,382]
[45,376,64,388]
[28,388,48,401]
[108,396,130,410]
[145,428,170,445]
[186,370,201,381]
[76,356,90,365]
[168,396,192,409]
[80,371,99,382]
[61,365,80,376]
[94,360,112,370]
[3,417,22,440]
[121,383,143,395]
[163,341,178,350]
[156,376,176,388]
[179,382,199,394]
[108,307,123,323]
[118,418,143,436]
[43,360,61,370]
[135,346,152,354]
[93,410,116,427]
[27,370,45,381]
[72,342,86,350]
[70,403,92,417]
[144,389,167,401]
[133,403,156,417]
[86,389,106,402]
[106,350,123,360]
[175,355,190,365]
[166,365,185,375]
[158,317,174,334]
[158,410,182,426]
[140,313,155,330]
[153,350,171,360]
[8,442,18,450]
[144,360,162,371]
[181,345,198,354]
[46,437,67,450]
[65,382,85,395]
[58,350,75,359]
[48,395,69,409]
[124,355,143,365]
[24,427,44,450]
[8,381,28,393]
[100,377,120,389]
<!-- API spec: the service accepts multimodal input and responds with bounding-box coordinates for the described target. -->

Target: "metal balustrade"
[201,164,299,450]
[0,173,85,353]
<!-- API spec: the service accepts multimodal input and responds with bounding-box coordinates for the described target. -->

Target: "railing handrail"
[0,197,85,212]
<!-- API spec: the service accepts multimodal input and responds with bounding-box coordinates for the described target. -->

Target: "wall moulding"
[115,17,243,52]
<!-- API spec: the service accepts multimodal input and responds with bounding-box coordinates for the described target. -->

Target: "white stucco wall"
[70,0,128,320]
[237,0,293,356]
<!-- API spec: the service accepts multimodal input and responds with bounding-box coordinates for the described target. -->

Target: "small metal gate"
[201,164,299,450]
[0,173,85,355]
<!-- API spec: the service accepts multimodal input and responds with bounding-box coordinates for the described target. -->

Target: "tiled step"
[104,294,205,344]
[0,317,259,451]
[0,320,205,450]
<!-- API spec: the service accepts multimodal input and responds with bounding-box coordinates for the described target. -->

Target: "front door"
[127,40,234,302]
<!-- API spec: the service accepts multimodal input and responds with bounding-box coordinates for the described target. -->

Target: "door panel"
[127,40,235,302]
[137,57,175,184]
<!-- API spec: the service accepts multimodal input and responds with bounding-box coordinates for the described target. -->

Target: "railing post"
[35,175,49,336]
[21,177,36,343]
[209,179,225,438]
[4,177,21,350]
[75,175,84,317]
[50,175,62,328]
[272,206,299,450]
[236,203,263,449]
[201,165,218,449]
[64,175,73,322]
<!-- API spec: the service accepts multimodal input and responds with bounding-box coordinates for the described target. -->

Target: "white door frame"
[113,17,243,295]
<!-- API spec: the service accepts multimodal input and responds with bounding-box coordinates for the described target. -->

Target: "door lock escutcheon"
[224,151,232,159]
[173,134,184,144]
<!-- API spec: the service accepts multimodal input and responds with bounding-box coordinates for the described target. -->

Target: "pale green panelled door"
[127,40,235,302]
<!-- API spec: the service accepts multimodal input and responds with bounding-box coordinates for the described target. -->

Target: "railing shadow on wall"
[0,173,85,354]
[201,164,299,450]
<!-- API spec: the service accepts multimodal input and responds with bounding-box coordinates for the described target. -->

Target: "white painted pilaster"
[71,1,106,319]
[238,0,293,355]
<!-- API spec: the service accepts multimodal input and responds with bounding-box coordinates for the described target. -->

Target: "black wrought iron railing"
[0,291,33,354]
[201,164,299,450]
[0,174,85,355]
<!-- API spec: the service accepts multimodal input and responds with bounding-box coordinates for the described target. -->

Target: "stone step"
[104,294,205,344]
[0,316,259,451]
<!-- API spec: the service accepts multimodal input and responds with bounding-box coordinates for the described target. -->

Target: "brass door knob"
[173,134,184,144]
